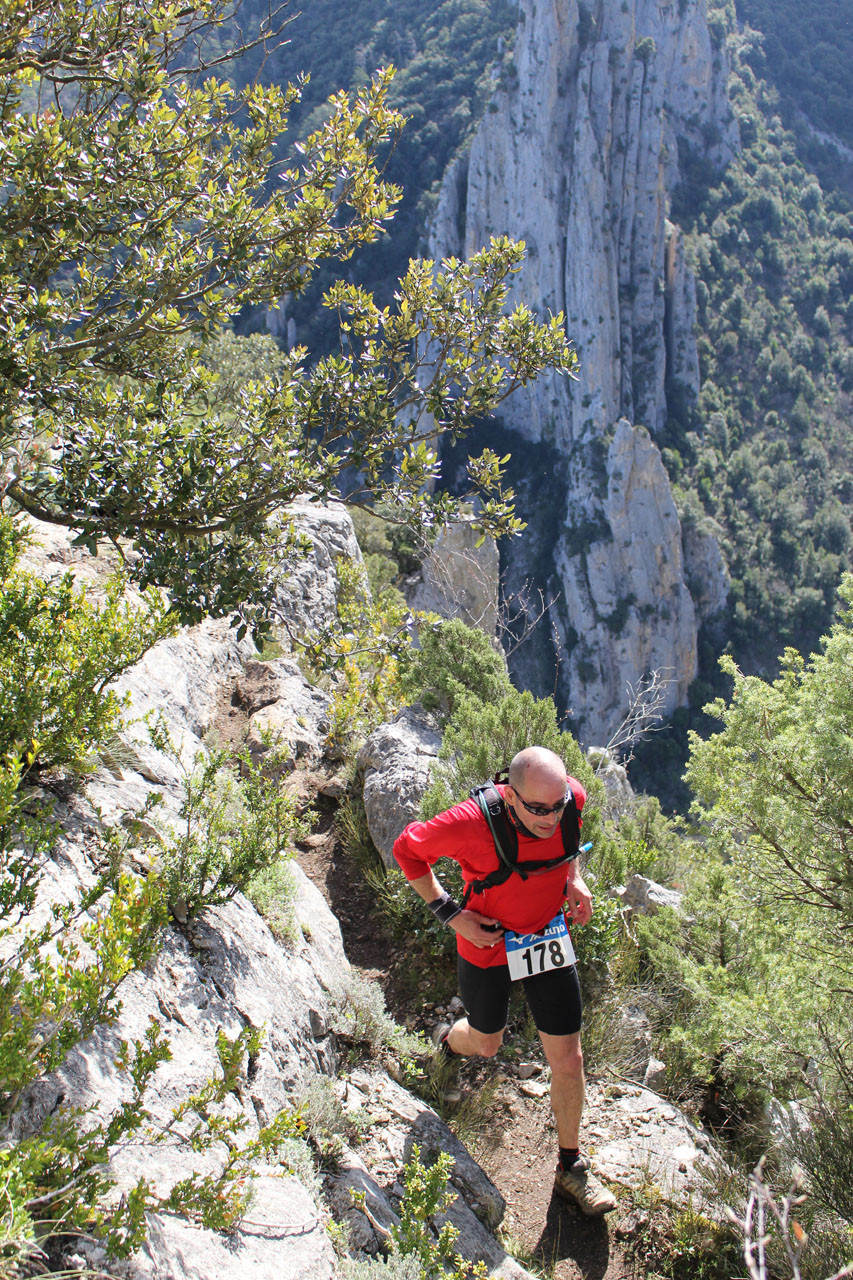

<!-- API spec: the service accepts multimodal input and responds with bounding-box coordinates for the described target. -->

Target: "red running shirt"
[392,780,586,968]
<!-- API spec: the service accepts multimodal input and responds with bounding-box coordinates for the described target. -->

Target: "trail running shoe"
[553,1154,616,1216]
[431,1022,454,1059]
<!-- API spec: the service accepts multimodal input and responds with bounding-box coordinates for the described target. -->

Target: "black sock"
[558,1146,580,1170]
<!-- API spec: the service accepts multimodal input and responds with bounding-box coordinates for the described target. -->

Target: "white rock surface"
[587,746,636,820]
[764,1097,812,1154]
[8,514,548,1280]
[331,1069,540,1280]
[682,515,731,622]
[405,522,500,637]
[238,657,332,766]
[585,1081,722,1206]
[120,1175,333,1280]
[272,499,365,648]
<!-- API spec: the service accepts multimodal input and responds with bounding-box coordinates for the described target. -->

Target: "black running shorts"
[456,953,583,1037]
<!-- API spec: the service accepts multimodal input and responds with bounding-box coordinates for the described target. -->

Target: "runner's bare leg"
[539,1030,584,1148]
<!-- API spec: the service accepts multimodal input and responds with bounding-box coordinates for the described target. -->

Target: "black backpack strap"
[559,784,581,861]
[460,781,519,908]
[474,781,519,872]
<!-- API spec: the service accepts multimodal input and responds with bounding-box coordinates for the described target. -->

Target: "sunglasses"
[512,789,570,818]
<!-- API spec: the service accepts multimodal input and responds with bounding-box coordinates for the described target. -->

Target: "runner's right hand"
[451,909,505,948]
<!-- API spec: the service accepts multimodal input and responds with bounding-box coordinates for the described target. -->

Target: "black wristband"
[426,890,461,926]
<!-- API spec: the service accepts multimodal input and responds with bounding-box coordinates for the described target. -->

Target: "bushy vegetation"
[420,685,597,817]
[734,0,853,152]
[328,970,424,1065]
[1,0,572,639]
[615,577,853,1275]
[0,517,174,776]
[151,729,310,921]
[400,617,512,722]
[667,6,853,671]
[386,1145,486,1280]
[299,555,411,753]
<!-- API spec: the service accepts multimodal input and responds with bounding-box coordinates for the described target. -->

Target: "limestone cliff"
[430,0,735,741]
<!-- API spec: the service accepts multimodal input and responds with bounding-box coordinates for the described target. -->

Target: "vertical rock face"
[429,0,735,740]
[557,418,697,738]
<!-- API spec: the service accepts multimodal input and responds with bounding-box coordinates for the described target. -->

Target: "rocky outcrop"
[328,1068,538,1280]
[357,706,442,866]
[273,498,365,650]
[682,514,730,624]
[556,418,698,738]
[586,1079,723,1205]
[405,521,500,638]
[430,0,737,741]
[586,746,636,820]
[9,517,551,1280]
[612,873,684,916]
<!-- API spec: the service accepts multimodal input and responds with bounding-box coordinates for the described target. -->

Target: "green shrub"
[343,1256,421,1280]
[420,687,599,823]
[246,856,300,945]
[329,971,424,1064]
[3,1024,307,1261]
[299,555,409,753]
[0,515,174,776]
[401,618,512,723]
[388,1145,485,1280]
[151,725,310,920]
[0,756,168,1267]
[596,794,692,891]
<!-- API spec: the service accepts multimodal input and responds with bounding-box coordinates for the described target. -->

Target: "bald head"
[508,746,566,791]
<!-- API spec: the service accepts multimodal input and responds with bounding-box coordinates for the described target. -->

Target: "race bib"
[504,912,576,982]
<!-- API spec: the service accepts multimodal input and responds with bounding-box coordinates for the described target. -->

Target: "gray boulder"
[613,1005,654,1082]
[273,499,364,649]
[587,747,636,820]
[764,1097,812,1155]
[585,1080,725,1208]
[332,1069,540,1280]
[357,707,442,867]
[118,1175,335,1280]
[405,522,500,638]
[237,657,331,766]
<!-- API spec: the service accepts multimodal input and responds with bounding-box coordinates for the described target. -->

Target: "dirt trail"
[295,818,637,1280]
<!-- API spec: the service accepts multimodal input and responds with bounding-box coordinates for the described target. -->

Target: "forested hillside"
[735,0,853,189]
[667,15,853,668]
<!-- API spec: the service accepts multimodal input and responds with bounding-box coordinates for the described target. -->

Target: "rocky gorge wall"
[429,0,735,742]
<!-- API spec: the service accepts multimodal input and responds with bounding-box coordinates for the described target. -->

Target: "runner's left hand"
[564,875,593,926]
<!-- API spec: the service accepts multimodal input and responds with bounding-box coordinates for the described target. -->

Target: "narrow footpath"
[295,812,641,1280]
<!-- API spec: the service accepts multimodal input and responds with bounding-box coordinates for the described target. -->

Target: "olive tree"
[0,0,575,634]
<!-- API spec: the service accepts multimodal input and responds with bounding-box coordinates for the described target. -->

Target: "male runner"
[393,745,615,1216]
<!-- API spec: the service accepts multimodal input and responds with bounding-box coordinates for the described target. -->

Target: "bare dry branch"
[603,668,673,766]
[726,1158,853,1280]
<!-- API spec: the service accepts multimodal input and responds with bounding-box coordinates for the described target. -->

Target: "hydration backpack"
[459,772,581,909]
